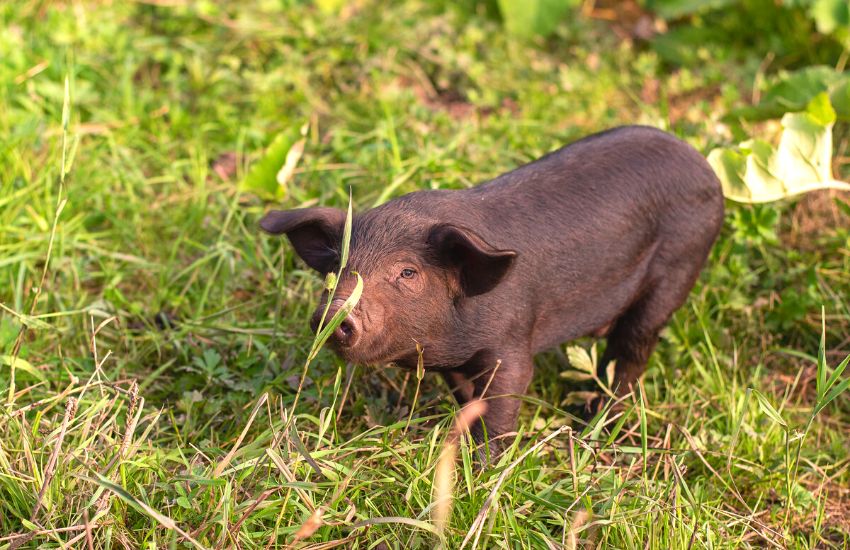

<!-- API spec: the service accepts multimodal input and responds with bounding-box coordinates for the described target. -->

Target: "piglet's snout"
[311,298,361,348]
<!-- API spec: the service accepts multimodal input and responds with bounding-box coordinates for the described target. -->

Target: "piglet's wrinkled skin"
[260,126,724,446]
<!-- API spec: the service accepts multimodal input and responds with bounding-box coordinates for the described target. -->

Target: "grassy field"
[2,1,850,548]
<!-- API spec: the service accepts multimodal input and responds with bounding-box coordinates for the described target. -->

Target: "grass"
[1,0,850,548]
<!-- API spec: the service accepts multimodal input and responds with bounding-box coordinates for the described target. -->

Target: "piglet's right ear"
[428,224,516,297]
[260,207,346,273]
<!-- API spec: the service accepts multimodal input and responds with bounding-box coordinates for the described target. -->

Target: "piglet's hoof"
[469,432,513,466]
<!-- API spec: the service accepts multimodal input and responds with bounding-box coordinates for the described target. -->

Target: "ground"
[1,1,849,548]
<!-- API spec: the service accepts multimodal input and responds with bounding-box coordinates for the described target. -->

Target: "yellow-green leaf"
[240,127,302,200]
[708,93,850,203]
[566,345,595,374]
[1,355,44,381]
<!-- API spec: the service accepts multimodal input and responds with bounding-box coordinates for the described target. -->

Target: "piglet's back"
[461,125,723,247]
[434,125,724,346]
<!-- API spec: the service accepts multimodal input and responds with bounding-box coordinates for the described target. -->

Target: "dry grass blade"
[276,134,306,189]
[478,360,502,399]
[31,396,77,520]
[287,507,325,548]
[7,531,35,550]
[566,510,588,550]
[266,448,316,510]
[432,443,457,534]
[228,488,278,541]
[350,516,441,536]
[0,524,87,544]
[83,509,94,550]
[298,531,363,549]
[213,393,268,477]
[89,315,118,372]
[97,382,143,510]
[432,400,488,536]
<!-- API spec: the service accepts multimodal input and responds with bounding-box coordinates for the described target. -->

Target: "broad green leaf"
[708,93,850,203]
[730,66,850,121]
[651,26,717,66]
[810,0,850,35]
[497,0,580,38]
[830,79,850,120]
[239,127,302,200]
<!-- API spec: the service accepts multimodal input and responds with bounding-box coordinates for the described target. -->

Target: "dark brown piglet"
[260,125,724,449]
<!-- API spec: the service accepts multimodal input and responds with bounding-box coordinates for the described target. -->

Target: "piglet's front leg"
[444,350,533,459]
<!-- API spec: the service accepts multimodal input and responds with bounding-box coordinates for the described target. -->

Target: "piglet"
[260,126,724,447]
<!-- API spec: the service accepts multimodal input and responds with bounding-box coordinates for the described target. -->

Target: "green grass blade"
[817,306,827,400]
[751,389,788,429]
[340,188,354,270]
[308,272,363,361]
[813,375,850,417]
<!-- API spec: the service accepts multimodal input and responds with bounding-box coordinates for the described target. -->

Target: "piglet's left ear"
[427,224,517,297]
[259,207,346,274]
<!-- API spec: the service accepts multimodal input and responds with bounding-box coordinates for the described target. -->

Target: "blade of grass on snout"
[340,189,353,268]
[308,273,362,362]
[289,191,361,422]
[310,189,356,357]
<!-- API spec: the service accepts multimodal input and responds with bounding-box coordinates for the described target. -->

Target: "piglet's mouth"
[324,334,409,367]
[329,341,390,364]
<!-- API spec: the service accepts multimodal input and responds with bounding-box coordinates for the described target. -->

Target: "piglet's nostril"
[311,298,346,334]
[332,315,360,348]
[311,298,361,348]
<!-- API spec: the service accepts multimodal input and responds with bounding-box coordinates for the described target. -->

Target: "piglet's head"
[260,206,516,367]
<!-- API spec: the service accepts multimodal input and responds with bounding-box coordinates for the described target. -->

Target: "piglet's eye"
[400,268,416,279]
